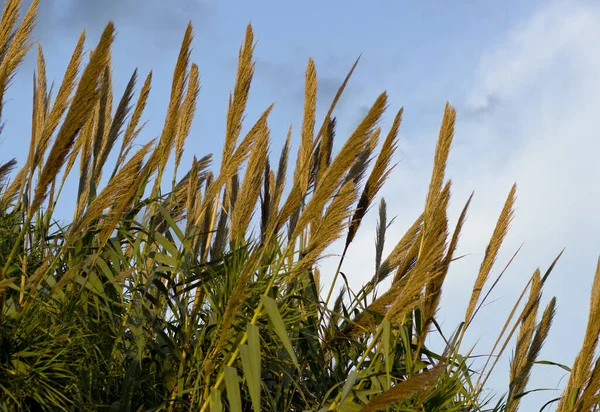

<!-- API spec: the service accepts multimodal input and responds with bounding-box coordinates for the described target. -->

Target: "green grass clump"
[0,1,599,411]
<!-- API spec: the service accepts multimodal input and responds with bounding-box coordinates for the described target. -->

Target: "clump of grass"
[0,1,599,411]
[557,259,600,411]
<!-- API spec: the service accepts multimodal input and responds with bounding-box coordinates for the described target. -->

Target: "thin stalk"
[323,244,348,313]
[472,273,536,398]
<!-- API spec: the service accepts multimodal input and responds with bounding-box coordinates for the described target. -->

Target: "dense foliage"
[0,1,599,411]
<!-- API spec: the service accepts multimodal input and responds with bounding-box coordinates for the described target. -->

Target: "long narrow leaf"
[260,295,299,367]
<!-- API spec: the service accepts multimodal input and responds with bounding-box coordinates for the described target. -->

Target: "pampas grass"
[1,2,599,411]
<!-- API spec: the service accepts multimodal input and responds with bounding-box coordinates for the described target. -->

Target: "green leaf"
[210,388,223,412]
[224,366,243,412]
[156,203,185,242]
[339,399,363,412]
[108,237,123,272]
[248,324,261,381]
[382,318,391,386]
[95,256,114,281]
[534,360,572,372]
[340,370,359,405]
[240,324,261,412]
[11,359,30,374]
[154,231,179,258]
[513,387,559,401]
[539,397,561,412]
[75,270,105,295]
[260,295,299,367]
[153,252,178,267]
[399,325,413,373]
[119,359,139,412]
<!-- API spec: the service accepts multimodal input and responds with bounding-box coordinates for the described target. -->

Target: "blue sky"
[7,0,600,409]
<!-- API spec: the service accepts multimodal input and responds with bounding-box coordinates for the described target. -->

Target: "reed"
[0,2,598,411]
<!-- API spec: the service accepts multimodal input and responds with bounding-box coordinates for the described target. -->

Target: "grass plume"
[0,8,595,412]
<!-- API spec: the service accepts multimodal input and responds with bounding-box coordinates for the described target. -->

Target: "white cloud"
[320,0,600,408]
[444,0,600,407]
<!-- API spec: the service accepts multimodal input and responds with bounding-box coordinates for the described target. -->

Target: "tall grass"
[0,1,599,411]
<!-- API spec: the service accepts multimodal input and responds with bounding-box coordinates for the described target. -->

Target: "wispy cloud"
[4,1,598,407]
[24,0,215,45]
[435,1,600,407]
[320,0,600,408]
[462,93,501,121]
[254,56,364,115]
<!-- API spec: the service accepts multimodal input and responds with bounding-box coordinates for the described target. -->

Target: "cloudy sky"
[6,0,600,409]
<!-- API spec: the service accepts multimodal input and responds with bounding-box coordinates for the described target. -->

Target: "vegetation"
[0,1,599,410]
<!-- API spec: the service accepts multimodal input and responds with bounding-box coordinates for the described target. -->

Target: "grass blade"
[240,324,261,412]
[260,295,299,367]
[224,366,243,412]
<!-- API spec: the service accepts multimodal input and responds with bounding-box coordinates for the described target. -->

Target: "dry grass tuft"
[360,364,446,412]
[31,22,114,215]
[423,103,455,221]
[0,0,38,119]
[372,213,424,288]
[69,139,155,241]
[346,108,402,248]
[0,158,16,184]
[222,24,255,168]
[557,258,600,411]
[506,270,542,412]
[1,9,597,412]
[421,192,473,339]
[230,114,270,243]
[374,198,388,275]
[115,70,152,173]
[290,92,387,243]
[298,180,358,272]
[465,183,517,323]
[294,58,317,197]
[96,68,137,180]
[175,62,200,173]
